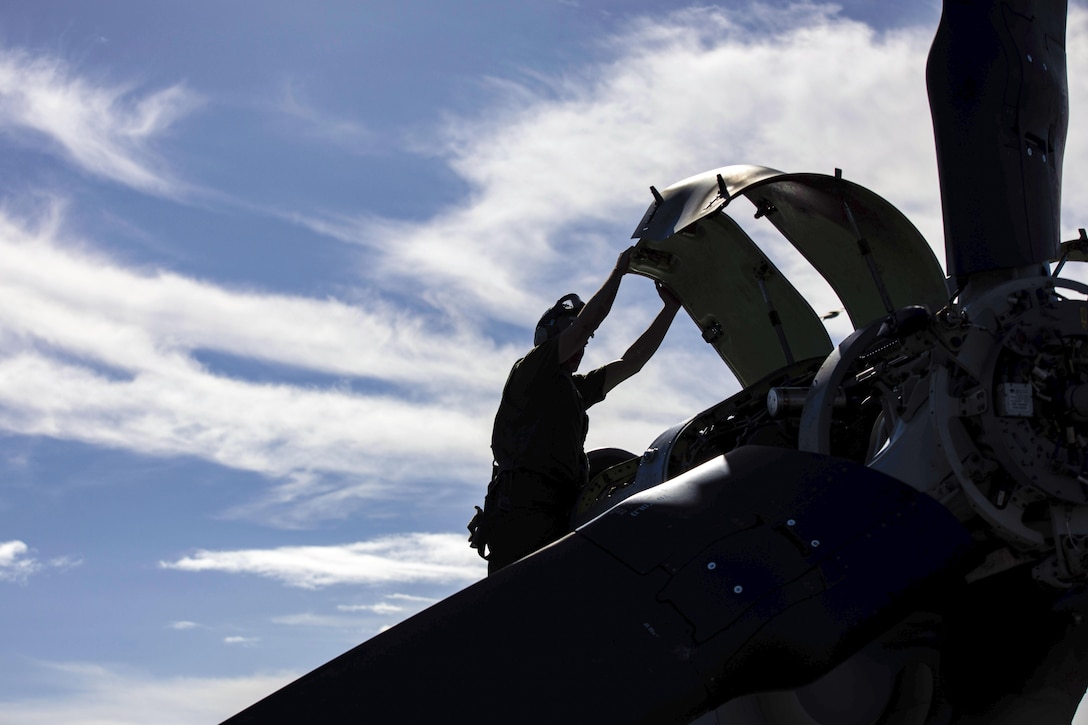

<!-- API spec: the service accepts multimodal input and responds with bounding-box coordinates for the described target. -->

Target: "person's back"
[487,332,608,572]
[469,247,682,574]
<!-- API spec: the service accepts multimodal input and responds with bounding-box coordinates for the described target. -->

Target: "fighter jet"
[223,1,1088,722]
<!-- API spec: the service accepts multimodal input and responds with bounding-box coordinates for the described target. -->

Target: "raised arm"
[601,283,682,394]
[556,247,634,364]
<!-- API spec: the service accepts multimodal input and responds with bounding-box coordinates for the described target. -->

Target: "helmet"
[534,293,584,346]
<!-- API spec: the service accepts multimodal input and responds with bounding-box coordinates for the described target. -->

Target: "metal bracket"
[957,388,988,416]
[702,321,723,344]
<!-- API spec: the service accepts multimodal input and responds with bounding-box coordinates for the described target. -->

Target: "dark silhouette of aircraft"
[223,0,1088,722]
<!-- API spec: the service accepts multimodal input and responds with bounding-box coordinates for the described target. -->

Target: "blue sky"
[2,1,1088,723]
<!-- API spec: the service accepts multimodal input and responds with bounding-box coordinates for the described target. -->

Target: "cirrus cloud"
[0,48,201,196]
[0,540,80,583]
[161,533,486,588]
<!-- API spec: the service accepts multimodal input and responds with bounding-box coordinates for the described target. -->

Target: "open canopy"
[630,165,948,386]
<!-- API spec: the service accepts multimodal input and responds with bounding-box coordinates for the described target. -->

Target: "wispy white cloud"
[336,602,406,615]
[0,202,511,393]
[168,620,199,631]
[0,661,295,725]
[271,612,373,628]
[161,533,486,588]
[277,79,379,154]
[0,540,80,583]
[0,48,201,196]
[268,596,437,637]
[223,635,260,646]
[0,204,510,522]
[299,4,950,324]
[332,592,438,619]
[0,350,486,476]
[0,540,39,581]
[383,592,438,604]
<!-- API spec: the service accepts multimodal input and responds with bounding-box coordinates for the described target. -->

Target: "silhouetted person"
[481,246,680,574]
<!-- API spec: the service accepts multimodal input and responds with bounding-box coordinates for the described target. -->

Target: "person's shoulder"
[523,336,561,365]
[508,337,561,384]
